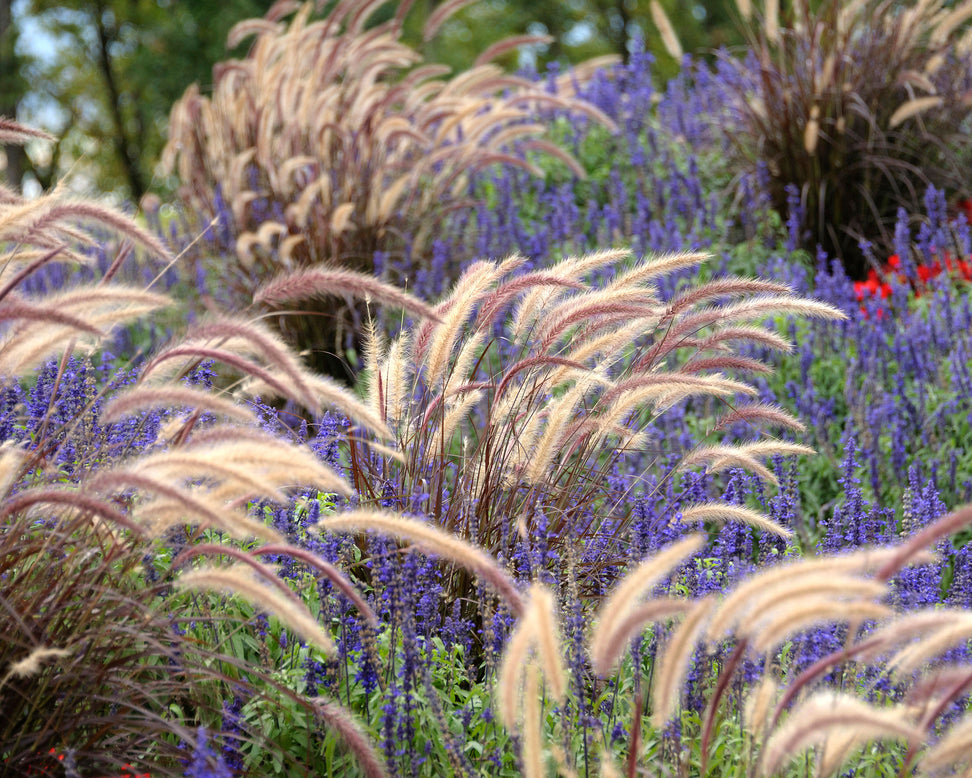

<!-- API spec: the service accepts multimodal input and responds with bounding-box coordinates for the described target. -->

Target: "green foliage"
[423,0,743,79]
[18,0,269,196]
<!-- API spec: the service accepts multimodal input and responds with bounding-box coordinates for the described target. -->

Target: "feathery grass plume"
[250,543,377,626]
[735,576,887,637]
[591,598,694,679]
[0,442,24,498]
[694,325,794,355]
[713,402,806,433]
[526,584,567,704]
[163,0,614,381]
[255,266,443,324]
[424,262,504,387]
[283,372,393,438]
[511,248,631,339]
[906,666,972,714]
[749,599,890,654]
[321,248,850,617]
[705,546,918,642]
[443,332,486,400]
[651,595,717,728]
[0,646,72,689]
[649,0,683,60]
[629,299,845,374]
[170,541,376,627]
[0,116,55,145]
[314,509,524,615]
[100,384,259,424]
[524,371,606,484]
[758,692,922,777]
[441,387,483,443]
[716,0,972,276]
[0,195,172,263]
[495,584,566,736]
[363,312,385,417]
[744,675,780,743]
[818,728,892,778]
[589,534,705,676]
[856,609,972,666]
[598,756,623,778]
[496,601,537,730]
[678,441,814,484]
[142,315,323,410]
[312,698,388,778]
[597,374,757,432]
[176,563,337,655]
[89,468,288,542]
[712,294,846,323]
[803,104,820,154]
[885,614,972,677]
[920,713,972,774]
[523,663,545,778]
[889,95,946,129]
[0,286,169,377]
[678,502,792,538]
[0,298,105,335]
[123,440,342,505]
[611,250,711,290]
[373,329,411,425]
[532,286,659,350]
[473,272,586,334]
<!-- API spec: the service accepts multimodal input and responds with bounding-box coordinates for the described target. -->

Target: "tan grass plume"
[177,563,336,655]
[759,692,921,777]
[589,534,705,675]
[314,510,524,615]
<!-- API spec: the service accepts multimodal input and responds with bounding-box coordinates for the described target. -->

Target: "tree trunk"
[93,0,146,199]
[0,0,26,189]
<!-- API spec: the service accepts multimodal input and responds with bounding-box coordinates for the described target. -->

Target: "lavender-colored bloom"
[184,727,233,778]
[219,695,246,773]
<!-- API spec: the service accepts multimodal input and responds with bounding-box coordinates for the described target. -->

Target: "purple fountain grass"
[708,0,972,276]
[0,123,394,776]
[163,0,616,381]
[260,244,884,773]
[10,20,972,773]
[274,249,845,595]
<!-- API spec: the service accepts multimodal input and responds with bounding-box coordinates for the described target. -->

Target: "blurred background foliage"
[0,0,740,200]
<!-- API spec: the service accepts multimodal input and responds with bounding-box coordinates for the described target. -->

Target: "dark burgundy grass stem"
[700,639,748,776]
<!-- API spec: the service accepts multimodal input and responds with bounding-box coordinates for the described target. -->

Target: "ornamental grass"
[163,0,614,381]
[0,118,386,776]
[714,0,972,278]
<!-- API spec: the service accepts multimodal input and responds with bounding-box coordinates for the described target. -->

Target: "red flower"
[917,262,942,283]
[959,197,972,225]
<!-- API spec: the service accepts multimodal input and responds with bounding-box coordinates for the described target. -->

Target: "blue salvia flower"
[948,542,972,610]
[769,455,800,540]
[184,727,233,778]
[219,695,246,773]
